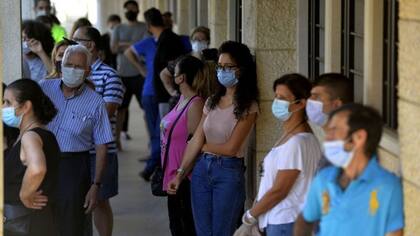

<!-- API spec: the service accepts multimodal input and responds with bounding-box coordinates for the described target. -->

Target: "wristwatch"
[176,168,185,176]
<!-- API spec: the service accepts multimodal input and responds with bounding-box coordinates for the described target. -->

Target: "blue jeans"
[142,95,161,175]
[191,153,245,236]
[265,223,294,236]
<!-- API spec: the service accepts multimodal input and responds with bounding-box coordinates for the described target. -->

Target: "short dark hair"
[34,0,50,7]
[162,11,172,18]
[273,73,312,100]
[7,79,57,125]
[124,0,138,9]
[177,55,204,87]
[35,15,53,28]
[143,8,164,27]
[82,26,103,50]
[329,103,383,157]
[314,73,353,104]
[107,14,121,23]
[22,20,55,56]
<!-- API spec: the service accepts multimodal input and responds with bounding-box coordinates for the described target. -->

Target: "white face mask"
[191,40,208,53]
[323,140,354,168]
[36,10,48,17]
[22,41,31,55]
[61,66,85,88]
[306,99,327,126]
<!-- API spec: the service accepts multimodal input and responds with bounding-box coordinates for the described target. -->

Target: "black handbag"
[4,204,33,235]
[151,95,198,197]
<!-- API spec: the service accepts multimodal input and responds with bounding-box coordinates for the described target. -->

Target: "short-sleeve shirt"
[111,22,147,77]
[88,59,125,154]
[202,99,259,157]
[257,133,322,229]
[25,57,48,82]
[40,79,114,152]
[302,158,404,236]
[131,37,157,97]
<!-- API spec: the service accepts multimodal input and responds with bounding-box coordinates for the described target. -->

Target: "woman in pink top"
[161,56,215,236]
[168,41,260,236]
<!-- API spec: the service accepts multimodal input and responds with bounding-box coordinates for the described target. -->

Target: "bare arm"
[19,131,47,209]
[386,230,403,236]
[187,99,204,135]
[84,144,107,213]
[124,47,147,77]
[202,112,257,157]
[294,214,315,236]
[160,68,178,97]
[106,102,119,118]
[250,169,300,217]
[28,38,52,73]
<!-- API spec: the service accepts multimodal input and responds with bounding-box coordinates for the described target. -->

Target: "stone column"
[398,1,420,235]
[176,0,190,35]
[156,0,168,12]
[324,0,341,72]
[208,0,227,48]
[242,0,297,197]
[197,0,208,27]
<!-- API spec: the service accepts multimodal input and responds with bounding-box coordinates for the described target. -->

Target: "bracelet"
[242,210,257,225]
[176,168,185,176]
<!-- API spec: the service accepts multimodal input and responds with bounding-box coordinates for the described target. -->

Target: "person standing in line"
[294,104,404,236]
[167,41,259,236]
[235,74,322,236]
[40,45,114,236]
[3,79,60,236]
[47,40,72,79]
[22,20,54,82]
[100,15,121,70]
[33,0,67,43]
[73,26,125,236]
[111,0,148,149]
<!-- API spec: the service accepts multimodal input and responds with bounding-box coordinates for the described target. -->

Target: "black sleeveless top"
[4,127,60,205]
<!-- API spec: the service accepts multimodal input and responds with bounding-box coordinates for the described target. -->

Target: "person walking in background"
[235,74,322,236]
[167,41,259,236]
[33,0,67,43]
[22,20,54,82]
[40,45,114,236]
[3,79,60,236]
[73,26,125,236]
[100,15,121,70]
[111,0,148,149]
[294,104,404,236]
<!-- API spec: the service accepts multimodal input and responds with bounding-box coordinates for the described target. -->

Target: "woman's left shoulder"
[246,101,260,115]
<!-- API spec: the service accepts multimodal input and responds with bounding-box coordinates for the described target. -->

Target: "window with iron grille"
[341,0,364,103]
[383,0,399,129]
[308,0,325,81]
[235,0,242,42]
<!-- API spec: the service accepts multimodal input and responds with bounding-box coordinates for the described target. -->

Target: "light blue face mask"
[272,98,299,121]
[2,107,23,128]
[323,140,354,168]
[217,68,238,88]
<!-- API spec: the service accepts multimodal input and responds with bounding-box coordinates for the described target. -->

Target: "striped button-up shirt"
[40,79,114,152]
[88,59,125,154]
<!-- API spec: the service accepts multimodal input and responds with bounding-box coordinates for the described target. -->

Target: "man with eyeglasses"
[40,45,114,236]
[73,26,124,236]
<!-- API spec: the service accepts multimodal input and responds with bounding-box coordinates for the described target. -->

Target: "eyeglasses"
[216,64,238,71]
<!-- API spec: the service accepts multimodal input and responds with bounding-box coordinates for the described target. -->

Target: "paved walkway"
[94,104,170,236]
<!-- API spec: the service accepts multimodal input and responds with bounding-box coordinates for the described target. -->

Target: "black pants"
[120,75,144,109]
[54,152,90,236]
[167,179,196,236]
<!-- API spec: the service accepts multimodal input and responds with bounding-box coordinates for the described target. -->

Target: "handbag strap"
[162,95,198,172]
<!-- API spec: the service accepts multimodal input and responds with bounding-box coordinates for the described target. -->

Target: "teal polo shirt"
[303,158,404,236]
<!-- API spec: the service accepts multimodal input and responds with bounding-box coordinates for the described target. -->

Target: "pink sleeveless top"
[160,95,203,191]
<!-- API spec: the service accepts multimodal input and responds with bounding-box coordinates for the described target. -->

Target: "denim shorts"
[90,153,119,200]
[265,222,294,236]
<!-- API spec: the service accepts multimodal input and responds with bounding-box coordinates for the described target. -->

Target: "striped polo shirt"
[40,79,114,152]
[88,59,125,154]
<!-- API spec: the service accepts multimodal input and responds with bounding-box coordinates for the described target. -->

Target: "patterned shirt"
[40,79,114,152]
[88,59,125,154]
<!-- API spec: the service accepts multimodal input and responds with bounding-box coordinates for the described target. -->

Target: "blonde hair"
[47,40,70,79]
[192,61,217,99]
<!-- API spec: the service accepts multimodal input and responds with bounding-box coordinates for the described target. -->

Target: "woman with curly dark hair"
[168,41,259,236]
[22,20,54,82]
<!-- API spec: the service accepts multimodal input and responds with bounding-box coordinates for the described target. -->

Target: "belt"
[61,151,90,158]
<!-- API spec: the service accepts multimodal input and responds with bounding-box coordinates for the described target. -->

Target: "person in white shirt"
[235,74,322,236]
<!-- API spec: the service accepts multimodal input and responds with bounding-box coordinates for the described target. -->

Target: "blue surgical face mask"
[217,68,238,88]
[2,107,23,128]
[323,140,354,168]
[306,99,327,126]
[272,98,295,121]
[191,40,208,53]
[22,41,31,55]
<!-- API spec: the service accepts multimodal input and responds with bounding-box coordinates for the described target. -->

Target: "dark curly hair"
[6,79,57,125]
[207,41,259,119]
[22,20,54,56]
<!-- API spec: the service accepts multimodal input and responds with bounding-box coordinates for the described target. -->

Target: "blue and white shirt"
[88,59,125,154]
[40,79,114,152]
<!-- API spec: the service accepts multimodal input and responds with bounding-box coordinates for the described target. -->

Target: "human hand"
[84,185,99,214]
[167,176,182,195]
[27,38,45,55]
[21,190,48,210]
